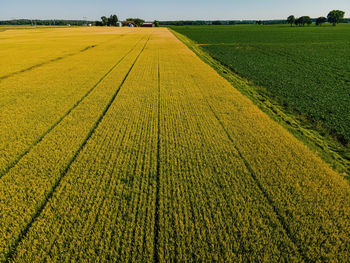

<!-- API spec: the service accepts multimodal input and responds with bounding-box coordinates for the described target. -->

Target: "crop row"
[157,29,302,262]
[1,28,349,262]
[0,31,144,176]
[7,29,317,262]
[8,33,158,262]
[203,43,350,143]
[172,25,350,144]
[0,32,151,261]
[165,29,350,261]
[0,27,135,79]
[3,29,300,262]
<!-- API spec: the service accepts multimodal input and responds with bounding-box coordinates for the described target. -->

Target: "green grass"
[170,24,350,146]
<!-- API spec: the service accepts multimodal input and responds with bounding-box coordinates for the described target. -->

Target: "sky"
[1,0,349,21]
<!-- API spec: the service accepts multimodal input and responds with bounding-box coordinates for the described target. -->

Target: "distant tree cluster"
[125,18,145,27]
[327,10,345,26]
[97,14,119,26]
[161,20,287,26]
[161,21,211,26]
[287,10,345,27]
[316,17,327,26]
[0,19,93,26]
[287,15,312,26]
[95,15,150,27]
[211,21,222,25]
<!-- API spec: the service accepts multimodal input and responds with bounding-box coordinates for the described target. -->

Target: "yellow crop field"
[0,27,349,262]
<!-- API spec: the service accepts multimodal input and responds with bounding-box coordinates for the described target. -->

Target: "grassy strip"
[170,28,349,179]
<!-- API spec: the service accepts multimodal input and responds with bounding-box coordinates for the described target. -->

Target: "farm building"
[122,21,136,27]
[116,22,122,27]
[141,23,154,27]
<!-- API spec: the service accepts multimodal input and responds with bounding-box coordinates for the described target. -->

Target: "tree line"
[0,10,346,27]
[160,20,289,26]
[287,10,345,27]
[0,15,160,27]
[96,15,145,26]
[95,14,159,27]
[0,19,94,26]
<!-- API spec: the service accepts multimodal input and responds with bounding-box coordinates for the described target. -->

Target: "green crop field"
[171,24,350,146]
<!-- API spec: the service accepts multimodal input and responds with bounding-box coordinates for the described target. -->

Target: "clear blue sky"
[1,0,349,21]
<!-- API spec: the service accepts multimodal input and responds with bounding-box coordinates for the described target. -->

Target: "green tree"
[287,15,295,27]
[154,20,160,27]
[327,10,345,26]
[306,16,313,26]
[316,17,327,26]
[109,15,119,26]
[126,18,145,27]
[295,16,312,26]
[101,16,108,26]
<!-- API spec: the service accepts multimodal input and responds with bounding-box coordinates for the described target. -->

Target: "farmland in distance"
[0,27,349,262]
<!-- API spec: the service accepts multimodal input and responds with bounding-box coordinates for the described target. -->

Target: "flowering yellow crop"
[0,27,348,262]
[0,27,142,176]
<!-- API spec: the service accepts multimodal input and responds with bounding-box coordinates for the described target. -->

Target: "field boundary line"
[0,36,146,180]
[169,28,349,177]
[4,35,151,263]
[153,49,161,263]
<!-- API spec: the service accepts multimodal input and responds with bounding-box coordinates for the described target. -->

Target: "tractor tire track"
[0,36,146,180]
[0,34,128,82]
[3,35,151,263]
[0,45,97,82]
